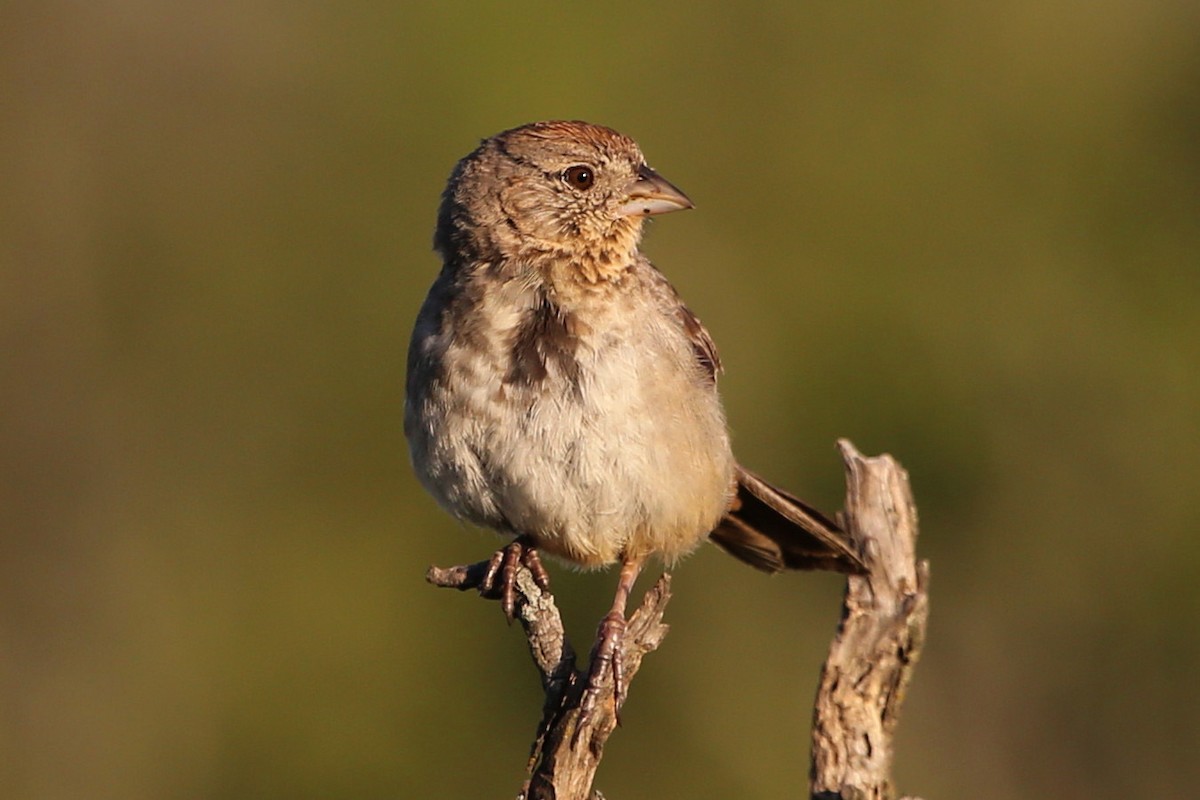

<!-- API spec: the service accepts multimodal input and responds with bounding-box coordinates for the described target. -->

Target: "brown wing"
[710,464,865,574]
[677,302,721,386]
[638,256,722,386]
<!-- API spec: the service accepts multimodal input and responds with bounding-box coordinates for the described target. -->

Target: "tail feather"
[710,464,865,575]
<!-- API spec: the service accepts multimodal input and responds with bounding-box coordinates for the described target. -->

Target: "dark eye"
[562,165,595,190]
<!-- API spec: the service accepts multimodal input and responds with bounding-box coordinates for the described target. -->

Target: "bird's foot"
[480,536,550,622]
[576,609,627,739]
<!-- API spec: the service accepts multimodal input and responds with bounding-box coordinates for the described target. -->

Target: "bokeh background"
[3,2,1198,798]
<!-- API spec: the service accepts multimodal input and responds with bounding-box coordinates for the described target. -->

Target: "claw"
[577,609,627,735]
[572,556,644,748]
[479,536,549,622]
[525,548,551,592]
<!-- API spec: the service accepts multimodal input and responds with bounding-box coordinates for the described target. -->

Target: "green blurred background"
[3,2,1198,798]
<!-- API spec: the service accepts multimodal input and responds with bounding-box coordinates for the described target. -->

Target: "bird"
[405,120,863,713]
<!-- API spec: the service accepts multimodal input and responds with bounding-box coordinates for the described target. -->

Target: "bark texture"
[809,440,929,800]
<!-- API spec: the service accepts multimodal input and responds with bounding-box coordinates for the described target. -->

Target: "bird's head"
[434,120,692,279]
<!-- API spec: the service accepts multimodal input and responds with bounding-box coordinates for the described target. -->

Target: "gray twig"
[427,562,672,799]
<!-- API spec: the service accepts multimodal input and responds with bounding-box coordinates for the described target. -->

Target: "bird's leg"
[480,535,551,622]
[578,556,644,732]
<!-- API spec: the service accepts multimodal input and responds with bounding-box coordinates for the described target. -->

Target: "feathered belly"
[410,346,735,568]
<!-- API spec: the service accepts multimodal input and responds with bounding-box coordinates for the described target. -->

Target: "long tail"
[709,464,865,575]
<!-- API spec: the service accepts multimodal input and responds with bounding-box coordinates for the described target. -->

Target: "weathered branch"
[426,438,927,799]
[426,562,671,799]
[809,439,929,800]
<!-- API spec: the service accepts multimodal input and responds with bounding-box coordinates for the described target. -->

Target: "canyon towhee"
[406,120,862,709]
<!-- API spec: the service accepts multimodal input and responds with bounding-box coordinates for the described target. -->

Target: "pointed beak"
[618,163,694,217]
